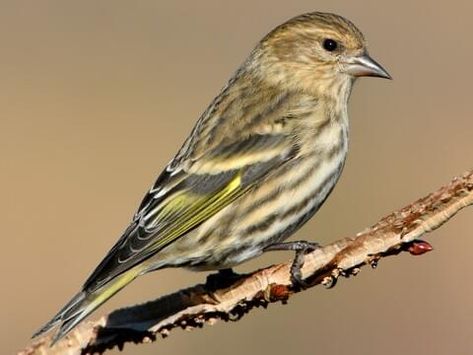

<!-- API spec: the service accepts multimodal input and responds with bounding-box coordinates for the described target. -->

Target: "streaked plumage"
[34,11,390,344]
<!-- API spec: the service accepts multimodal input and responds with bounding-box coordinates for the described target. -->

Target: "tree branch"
[20,169,473,355]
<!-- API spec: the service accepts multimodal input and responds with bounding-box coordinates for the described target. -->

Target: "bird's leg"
[264,240,320,289]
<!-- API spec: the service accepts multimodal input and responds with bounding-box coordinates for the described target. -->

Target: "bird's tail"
[32,267,141,345]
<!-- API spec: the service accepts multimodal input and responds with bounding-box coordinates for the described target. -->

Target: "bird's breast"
[188,121,348,265]
[157,113,349,270]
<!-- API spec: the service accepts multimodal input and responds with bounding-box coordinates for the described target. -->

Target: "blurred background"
[1,1,472,354]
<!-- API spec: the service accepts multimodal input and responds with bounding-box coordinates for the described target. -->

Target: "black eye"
[323,39,338,52]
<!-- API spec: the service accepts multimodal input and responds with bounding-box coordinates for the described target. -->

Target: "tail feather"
[32,291,86,338]
[33,267,142,345]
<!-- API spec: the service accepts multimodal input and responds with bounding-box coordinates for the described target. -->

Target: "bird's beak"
[344,53,392,79]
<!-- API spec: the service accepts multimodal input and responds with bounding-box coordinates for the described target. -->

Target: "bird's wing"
[83,132,298,292]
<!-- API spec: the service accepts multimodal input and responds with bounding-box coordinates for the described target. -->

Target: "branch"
[20,169,473,355]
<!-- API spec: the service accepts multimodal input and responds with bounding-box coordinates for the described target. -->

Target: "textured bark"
[19,170,473,355]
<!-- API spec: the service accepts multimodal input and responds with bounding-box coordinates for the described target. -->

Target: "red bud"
[407,240,433,255]
[270,284,290,302]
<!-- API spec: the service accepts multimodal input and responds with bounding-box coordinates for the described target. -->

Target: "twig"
[19,169,473,355]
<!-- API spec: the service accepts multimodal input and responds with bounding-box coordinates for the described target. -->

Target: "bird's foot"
[264,240,320,290]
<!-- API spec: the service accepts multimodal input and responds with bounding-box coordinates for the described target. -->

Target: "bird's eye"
[322,39,338,52]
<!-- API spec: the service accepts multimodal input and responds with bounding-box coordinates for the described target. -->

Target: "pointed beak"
[344,53,392,79]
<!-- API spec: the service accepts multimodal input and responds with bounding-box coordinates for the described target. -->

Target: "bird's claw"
[264,240,320,290]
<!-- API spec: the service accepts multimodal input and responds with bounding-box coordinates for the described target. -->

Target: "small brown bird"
[34,11,391,343]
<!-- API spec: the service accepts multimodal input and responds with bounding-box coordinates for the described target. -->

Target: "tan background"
[2,1,472,354]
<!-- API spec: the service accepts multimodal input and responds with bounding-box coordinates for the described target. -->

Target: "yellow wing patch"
[145,172,244,254]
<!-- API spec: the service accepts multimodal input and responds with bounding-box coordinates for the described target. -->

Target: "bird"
[33,11,391,344]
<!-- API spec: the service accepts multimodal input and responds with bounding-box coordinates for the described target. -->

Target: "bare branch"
[19,170,473,355]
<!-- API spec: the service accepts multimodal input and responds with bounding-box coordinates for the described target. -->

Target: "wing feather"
[83,133,297,292]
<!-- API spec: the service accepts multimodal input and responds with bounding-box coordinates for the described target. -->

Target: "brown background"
[2,1,472,354]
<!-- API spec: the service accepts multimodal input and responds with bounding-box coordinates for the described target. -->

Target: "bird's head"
[252,12,391,97]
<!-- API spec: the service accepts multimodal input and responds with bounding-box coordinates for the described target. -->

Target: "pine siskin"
[34,11,391,344]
